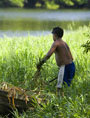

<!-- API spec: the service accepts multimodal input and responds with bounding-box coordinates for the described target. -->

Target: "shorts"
[57,62,75,88]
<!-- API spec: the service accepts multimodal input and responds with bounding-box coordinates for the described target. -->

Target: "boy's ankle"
[56,88,64,97]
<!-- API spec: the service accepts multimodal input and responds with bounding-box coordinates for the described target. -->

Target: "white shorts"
[57,65,65,88]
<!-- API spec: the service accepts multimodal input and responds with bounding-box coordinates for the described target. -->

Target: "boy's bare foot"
[56,88,60,97]
[62,92,64,97]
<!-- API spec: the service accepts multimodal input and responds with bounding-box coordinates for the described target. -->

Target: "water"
[0,9,90,37]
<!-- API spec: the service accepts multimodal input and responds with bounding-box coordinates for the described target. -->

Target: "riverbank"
[0,26,90,117]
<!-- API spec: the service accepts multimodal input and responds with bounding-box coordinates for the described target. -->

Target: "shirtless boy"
[37,27,75,95]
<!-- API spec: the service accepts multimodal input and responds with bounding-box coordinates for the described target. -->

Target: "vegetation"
[0,0,24,7]
[0,0,90,9]
[82,40,90,53]
[81,27,90,53]
[0,25,90,117]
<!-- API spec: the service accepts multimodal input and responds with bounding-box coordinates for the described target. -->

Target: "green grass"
[0,26,90,118]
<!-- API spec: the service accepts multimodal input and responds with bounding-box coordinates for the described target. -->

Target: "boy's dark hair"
[52,27,64,38]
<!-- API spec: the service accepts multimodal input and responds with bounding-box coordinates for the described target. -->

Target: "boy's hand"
[37,62,42,70]
[37,58,45,70]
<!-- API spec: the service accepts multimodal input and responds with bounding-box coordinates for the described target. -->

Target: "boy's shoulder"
[55,40,64,46]
[53,40,67,47]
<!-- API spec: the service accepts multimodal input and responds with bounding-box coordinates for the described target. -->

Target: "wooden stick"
[49,77,57,83]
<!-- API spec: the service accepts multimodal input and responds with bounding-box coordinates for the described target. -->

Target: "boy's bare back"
[46,39,73,67]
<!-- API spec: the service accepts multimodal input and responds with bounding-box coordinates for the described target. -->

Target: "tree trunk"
[0,90,35,116]
[87,0,90,8]
[24,0,37,8]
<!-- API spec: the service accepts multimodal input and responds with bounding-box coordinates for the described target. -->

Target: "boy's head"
[52,27,64,41]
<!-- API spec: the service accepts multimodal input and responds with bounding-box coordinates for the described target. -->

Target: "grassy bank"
[0,26,90,118]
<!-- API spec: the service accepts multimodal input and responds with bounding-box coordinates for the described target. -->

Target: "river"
[0,9,90,37]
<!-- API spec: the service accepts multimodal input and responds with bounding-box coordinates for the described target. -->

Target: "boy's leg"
[68,62,75,85]
[63,62,75,86]
[56,65,65,96]
[56,88,64,97]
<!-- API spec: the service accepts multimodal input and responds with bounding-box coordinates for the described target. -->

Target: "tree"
[0,0,89,8]
[9,0,24,7]
[55,0,88,8]
[0,0,24,7]
[24,0,45,8]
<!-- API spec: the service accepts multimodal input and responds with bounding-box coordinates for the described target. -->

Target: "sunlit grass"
[0,26,90,118]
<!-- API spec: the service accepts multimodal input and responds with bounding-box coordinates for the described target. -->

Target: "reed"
[0,26,90,118]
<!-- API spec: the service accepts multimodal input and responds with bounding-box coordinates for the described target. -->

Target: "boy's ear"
[55,34,59,39]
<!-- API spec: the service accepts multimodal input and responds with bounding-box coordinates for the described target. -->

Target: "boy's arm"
[37,42,57,70]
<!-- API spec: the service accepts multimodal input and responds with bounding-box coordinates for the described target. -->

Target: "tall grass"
[0,26,90,118]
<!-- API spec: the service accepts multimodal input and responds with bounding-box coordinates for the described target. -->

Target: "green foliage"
[0,26,90,117]
[76,0,88,4]
[35,2,42,8]
[60,0,74,6]
[55,0,88,8]
[82,40,90,53]
[0,0,24,7]
[0,0,89,8]
[45,0,59,10]
[81,26,90,53]
[9,0,24,7]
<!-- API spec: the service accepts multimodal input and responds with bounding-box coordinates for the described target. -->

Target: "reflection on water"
[0,19,89,31]
[0,9,90,37]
